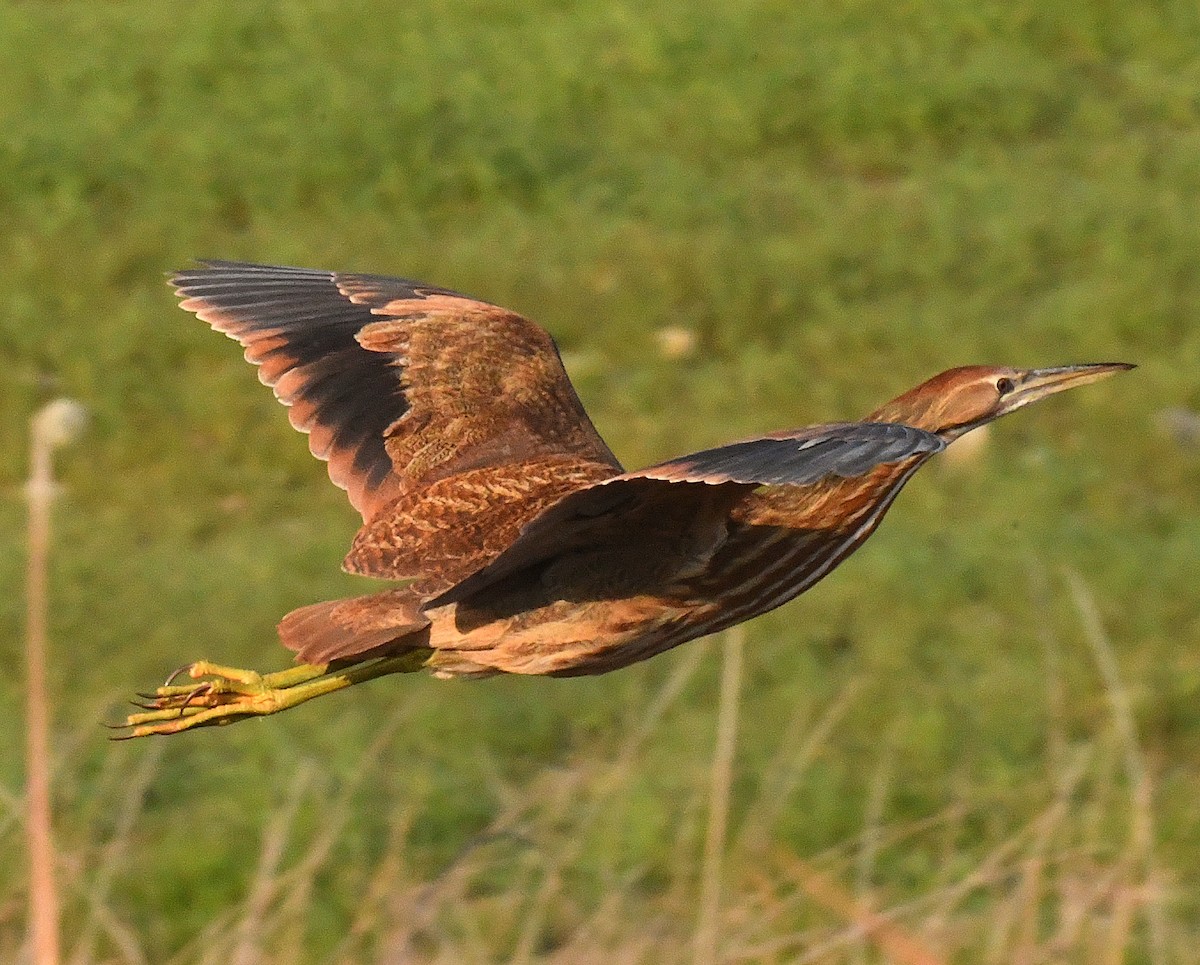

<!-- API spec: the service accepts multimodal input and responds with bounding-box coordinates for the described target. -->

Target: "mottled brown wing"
[340,454,619,595]
[171,261,621,529]
[432,422,945,604]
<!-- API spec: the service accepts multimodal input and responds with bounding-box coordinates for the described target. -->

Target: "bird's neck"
[866,373,987,440]
[866,391,945,435]
[866,367,1001,439]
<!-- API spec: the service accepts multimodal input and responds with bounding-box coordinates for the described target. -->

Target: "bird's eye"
[996,377,1015,395]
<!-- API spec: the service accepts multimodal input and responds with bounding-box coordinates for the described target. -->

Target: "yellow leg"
[113,651,431,738]
[148,660,331,700]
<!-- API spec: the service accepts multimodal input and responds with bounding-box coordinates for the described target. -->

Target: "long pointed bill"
[1004,362,1135,415]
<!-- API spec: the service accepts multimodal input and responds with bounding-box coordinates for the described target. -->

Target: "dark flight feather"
[635,422,944,486]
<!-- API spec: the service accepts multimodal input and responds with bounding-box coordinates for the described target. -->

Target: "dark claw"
[162,663,195,688]
[103,721,145,740]
[128,699,160,710]
[177,683,212,716]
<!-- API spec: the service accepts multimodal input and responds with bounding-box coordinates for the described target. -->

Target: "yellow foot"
[110,652,430,738]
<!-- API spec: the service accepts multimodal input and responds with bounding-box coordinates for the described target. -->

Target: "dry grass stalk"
[24,399,87,965]
[228,763,314,965]
[509,642,709,964]
[1027,563,1068,780]
[854,748,893,965]
[778,855,946,965]
[9,558,1187,963]
[1066,570,1165,965]
[734,677,861,857]
[66,744,162,965]
[334,810,413,964]
[735,747,1097,963]
[252,706,417,963]
[693,626,746,965]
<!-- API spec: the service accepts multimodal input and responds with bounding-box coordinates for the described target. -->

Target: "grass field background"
[1,0,1198,961]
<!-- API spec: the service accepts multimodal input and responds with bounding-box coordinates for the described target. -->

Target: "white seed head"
[654,326,698,361]
[32,398,89,449]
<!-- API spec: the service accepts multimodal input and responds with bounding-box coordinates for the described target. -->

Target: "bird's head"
[870,363,1135,440]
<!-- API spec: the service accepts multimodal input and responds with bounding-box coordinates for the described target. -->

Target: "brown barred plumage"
[116,261,1131,736]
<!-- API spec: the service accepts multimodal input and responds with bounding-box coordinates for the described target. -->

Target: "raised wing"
[171,261,620,523]
[433,422,945,605]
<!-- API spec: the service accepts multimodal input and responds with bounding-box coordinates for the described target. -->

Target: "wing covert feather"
[342,455,618,591]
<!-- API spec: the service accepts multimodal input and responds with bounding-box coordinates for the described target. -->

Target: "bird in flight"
[116,261,1131,737]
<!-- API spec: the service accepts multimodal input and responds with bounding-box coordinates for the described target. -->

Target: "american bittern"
[116,261,1131,737]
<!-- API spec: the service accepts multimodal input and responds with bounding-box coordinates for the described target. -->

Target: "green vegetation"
[1,0,1197,960]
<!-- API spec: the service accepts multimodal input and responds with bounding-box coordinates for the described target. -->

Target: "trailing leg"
[112,650,432,738]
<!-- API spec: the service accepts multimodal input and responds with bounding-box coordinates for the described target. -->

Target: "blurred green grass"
[1,0,1198,960]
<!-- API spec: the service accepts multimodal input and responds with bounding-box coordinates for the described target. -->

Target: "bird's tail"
[277,588,432,665]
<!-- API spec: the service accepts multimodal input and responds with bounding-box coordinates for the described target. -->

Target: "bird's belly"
[417,477,911,679]
[422,594,694,678]
[665,522,877,643]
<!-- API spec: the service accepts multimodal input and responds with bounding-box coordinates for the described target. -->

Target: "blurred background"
[1,1,1198,962]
